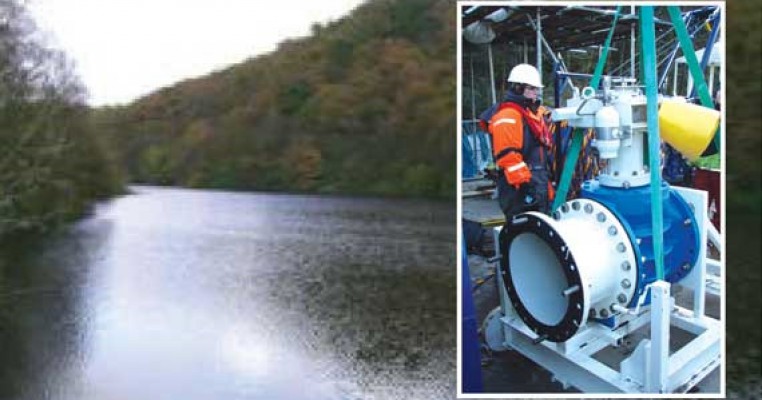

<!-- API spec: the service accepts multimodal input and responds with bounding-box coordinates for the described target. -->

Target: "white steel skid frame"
[488,187,722,394]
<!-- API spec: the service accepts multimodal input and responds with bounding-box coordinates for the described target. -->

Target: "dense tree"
[1,0,122,237]
[95,0,456,198]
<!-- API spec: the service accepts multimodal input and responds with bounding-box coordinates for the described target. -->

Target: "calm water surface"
[0,186,456,400]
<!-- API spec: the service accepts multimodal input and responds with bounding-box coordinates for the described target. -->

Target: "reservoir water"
[0,186,456,399]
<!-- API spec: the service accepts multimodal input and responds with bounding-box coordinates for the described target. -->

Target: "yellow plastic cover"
[659,100,720,161]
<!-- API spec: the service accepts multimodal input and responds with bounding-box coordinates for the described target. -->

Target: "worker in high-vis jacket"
[480,64,554,219]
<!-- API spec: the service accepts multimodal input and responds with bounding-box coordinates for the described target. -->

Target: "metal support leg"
[707,221,722,253]
[649,281,671,393]
[487,43,496,104]
[673,186,710,316]
[630,5,636,78]
[536,7,542,78]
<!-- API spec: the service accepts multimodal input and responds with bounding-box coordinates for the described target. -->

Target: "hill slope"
[95,0,456,198]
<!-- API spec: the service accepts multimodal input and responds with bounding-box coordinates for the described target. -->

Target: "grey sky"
[30,0,366,106]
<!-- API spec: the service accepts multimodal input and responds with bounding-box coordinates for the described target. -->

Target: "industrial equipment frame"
[487,186,721,394]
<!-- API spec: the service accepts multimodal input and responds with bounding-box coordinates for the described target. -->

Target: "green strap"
[590,6,622,90]
[552,127,584,212]
[552,6,621,212]
[640,6,665,281]
[667,6,720,152]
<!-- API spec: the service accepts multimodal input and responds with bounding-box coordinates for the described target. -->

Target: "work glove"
[483,165,501,183]
[519,184,539,211]
[504,161,532,188]
[521,183,537,203]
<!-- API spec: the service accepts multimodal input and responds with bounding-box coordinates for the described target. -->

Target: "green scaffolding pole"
[640,6,665,281]
[551,6,621,212]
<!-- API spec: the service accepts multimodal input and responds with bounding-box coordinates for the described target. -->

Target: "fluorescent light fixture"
[484,8,512,23]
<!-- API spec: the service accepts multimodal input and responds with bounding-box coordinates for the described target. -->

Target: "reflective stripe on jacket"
[487,104,548,173]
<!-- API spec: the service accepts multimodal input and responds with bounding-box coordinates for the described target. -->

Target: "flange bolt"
[532,334,549,345]
[562,285,581,297]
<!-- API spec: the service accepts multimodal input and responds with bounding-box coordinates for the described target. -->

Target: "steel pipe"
[500,198,637,342]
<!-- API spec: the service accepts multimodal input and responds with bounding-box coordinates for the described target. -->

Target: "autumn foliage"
[95,0,456,198]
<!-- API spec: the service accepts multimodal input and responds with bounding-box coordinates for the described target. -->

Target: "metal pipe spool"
[499,198,637,342]
[581,180,701,302]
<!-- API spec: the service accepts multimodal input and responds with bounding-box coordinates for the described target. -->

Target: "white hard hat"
[507,64,543,88]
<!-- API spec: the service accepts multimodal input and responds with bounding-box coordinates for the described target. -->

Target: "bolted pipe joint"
[499,199,637,342]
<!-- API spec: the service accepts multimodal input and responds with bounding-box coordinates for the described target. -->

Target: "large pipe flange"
[499,199,638,342]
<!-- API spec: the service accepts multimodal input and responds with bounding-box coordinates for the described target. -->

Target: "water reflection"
[0,186,456,399]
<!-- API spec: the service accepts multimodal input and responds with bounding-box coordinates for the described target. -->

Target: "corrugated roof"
[462,5,714,51]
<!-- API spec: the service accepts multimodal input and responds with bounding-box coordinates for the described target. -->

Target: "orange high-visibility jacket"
[488,106,525,174]
[487,103,550,186]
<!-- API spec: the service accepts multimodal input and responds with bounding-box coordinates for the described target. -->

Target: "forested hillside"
[94,0,456,198]
[725,1,761,213]
[0,1,122,237]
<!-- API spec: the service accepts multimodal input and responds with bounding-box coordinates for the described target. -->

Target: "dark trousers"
[497,169,550,220]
